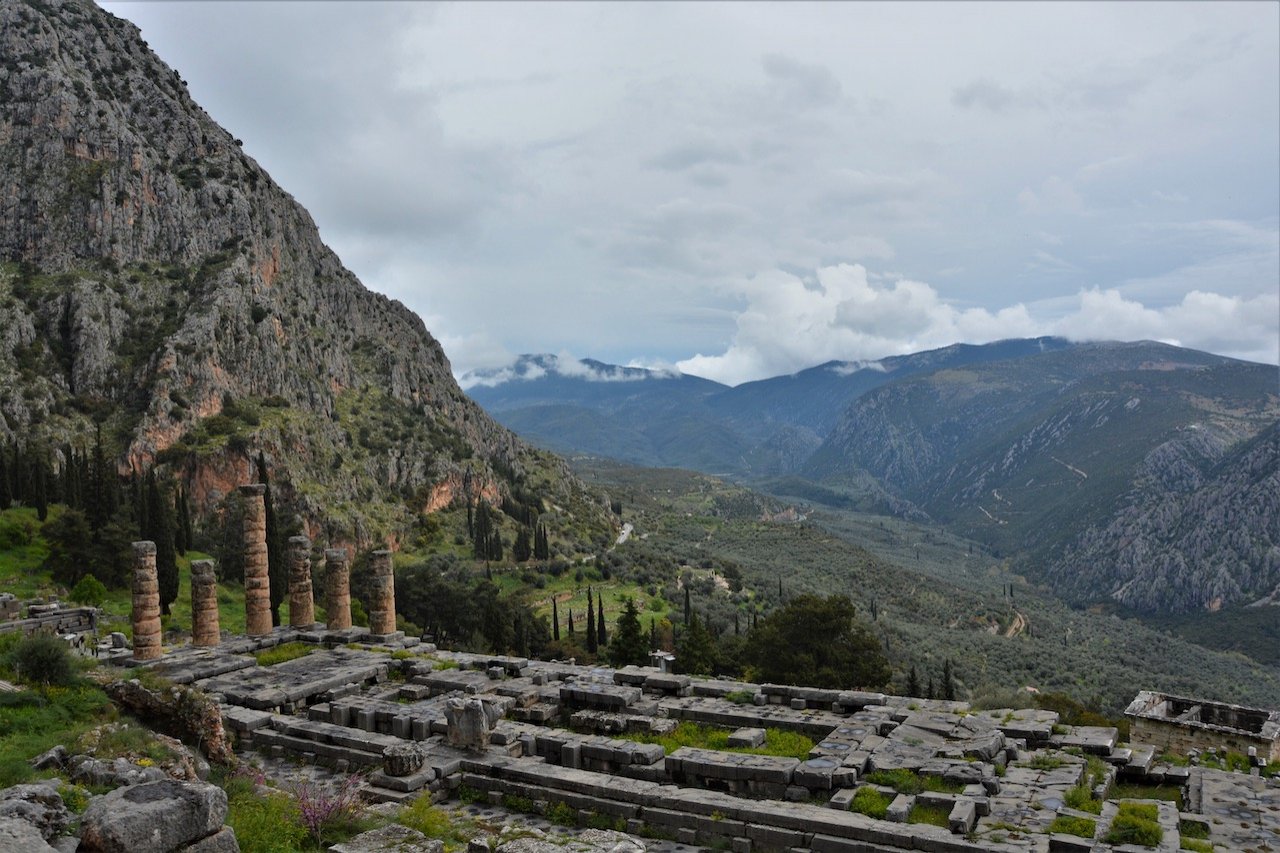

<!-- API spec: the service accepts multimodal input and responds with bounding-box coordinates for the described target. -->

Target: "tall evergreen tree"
[596,594,607,646]
[552,597,560,641]
[677,612,716,676]
[608,598,647,666]
[586,587,597,653]
[942,659,956,701]
[33,456,48,521]
[0,450,10,510]
[146,470,179,616]
[513,526,531,562]
[567,608,575,636]
[683,585,691,627]
[907,665,921,698]
[256,452,286,625]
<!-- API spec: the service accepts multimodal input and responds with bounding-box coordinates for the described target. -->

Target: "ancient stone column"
[368,549,396,635]
[287,535,314,628]
[324,549,352,630]
[131,541,162,661]
[190,559,220,647]
[240,484,273,637]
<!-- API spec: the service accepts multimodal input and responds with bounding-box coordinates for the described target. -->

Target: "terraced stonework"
[125,636,1280,852]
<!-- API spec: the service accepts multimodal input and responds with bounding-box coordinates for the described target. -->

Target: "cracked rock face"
[0,0,610,544]
[0,782,69,842]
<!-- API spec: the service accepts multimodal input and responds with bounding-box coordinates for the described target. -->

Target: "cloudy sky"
[105,1,1279,385]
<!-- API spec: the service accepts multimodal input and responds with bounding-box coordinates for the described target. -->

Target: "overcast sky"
[104,1,1279,385]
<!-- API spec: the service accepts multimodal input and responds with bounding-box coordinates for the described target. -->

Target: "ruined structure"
[324,549,352,630]
[367,549,396,637]
[189,559,220,647]
[1126,690,1280,763]
[130,541,161,661]
[239,485,272,637]
[287,535,315,628]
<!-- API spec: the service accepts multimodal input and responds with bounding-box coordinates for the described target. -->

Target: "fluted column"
[368,549,396,636]
[131,541,162,660]
[287,535,314,628]
[324,549,352,630]
[190,559,220,646]
[240,484,272,637]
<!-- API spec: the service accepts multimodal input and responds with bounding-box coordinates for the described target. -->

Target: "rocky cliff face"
[804,342,1280,612]
[0,0,610,544]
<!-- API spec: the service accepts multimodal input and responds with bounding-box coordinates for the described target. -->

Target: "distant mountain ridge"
[467,339,1280,614]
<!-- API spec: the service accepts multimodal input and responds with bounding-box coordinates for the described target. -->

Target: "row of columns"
[128,483,396,659]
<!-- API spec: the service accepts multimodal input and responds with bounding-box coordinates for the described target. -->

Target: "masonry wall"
[1130,716,1280,763]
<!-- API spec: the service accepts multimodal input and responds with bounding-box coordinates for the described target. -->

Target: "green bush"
[226,788,306,853]
[1064,783,1102,813]
[1104,802,1162,847]
[69,574,108,606]
[9,634,75,686]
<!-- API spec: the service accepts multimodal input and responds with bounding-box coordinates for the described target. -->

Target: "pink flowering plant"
[291,772,366,845]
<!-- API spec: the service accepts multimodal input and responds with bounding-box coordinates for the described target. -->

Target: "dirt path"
[1004,610,1027,638]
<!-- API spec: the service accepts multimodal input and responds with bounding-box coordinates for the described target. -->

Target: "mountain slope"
[0,0,610,545]
[805,341,1280,611]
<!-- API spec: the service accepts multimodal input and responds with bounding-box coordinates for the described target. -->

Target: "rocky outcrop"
[104,678,234,766]
[0,0,611,548]
[78,780,234,853]
[0,782,69,842]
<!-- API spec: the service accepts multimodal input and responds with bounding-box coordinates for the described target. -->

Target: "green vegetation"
[1113,782,1183,809]
[849,786,893,818]
[627,721,814,760]
[224,773,308,853]
[254,642,316,667]
[7,633,76,686]
[1064,782,1102,814]
[0,685,113,787]
[1178,820,1210,840]
[1180,839,1213,853]
[906,801,951,828]
[1104,802,1163,847]
[1048,815,1096,838]
[863,768,964,795]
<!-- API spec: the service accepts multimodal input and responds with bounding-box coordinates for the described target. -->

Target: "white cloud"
[675,264,1279,385]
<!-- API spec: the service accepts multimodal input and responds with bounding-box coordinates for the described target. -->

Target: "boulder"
[0,815,58,853]
[0,782,69,841]
[330,824,442,853]
[105,679,235,766]
[78,780,228,853]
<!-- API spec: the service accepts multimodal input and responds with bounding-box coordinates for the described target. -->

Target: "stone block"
[886,793,913,823]
[728,728,767,748]
[947,799,976,834]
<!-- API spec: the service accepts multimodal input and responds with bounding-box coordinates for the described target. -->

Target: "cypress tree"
[173,486,187,556]
[146,471,179,616]
[256,452,285,626]
[552,597,560,641]
[597,594,606,646]
[513,527,531,562]
[683,586,691,627]
[608,597,646,667]
[33,457,48,522]
[943,659,956,701]
[0,451,10,510]
[907,665,920,698]
[568,608,575,636]
[586,587,597,653]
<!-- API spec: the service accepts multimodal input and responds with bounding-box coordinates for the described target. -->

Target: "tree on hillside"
[257,452,286,625]
[145,470,179,615]
[596,594,607,647]
[676,612,716,676]
[513,527,531,562]
[907,665,921,698]
[744,594,890,689]
[552,597,560,641]
[586,587,598,654]
[942,658,956,701]
[609,597,647,667]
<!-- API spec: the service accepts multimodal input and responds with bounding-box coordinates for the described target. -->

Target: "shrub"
[69,574,108,607]
[226,789,306,853]
[398,795,453,838]
[292,773,365,846]
[9,634,75,686]
[1064,783,1102,814]
[1104,802,1162,847]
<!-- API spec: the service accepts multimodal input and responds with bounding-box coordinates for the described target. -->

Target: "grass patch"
[1022,754,1069,771]
[1113,782,1183,810]
[1178,819,1210,840]
[224,775,308,853]
[850,786,893,818]
[254,642,316,667]
[628,721,814,760]
[906,801,951,828]
[863,768,964,795]
[1104,802,1162,847]
[724,689,755,705]
[1180,839,1213,853]
[1048,815,1096,838]
[0,685,114,787]
[1064,783,1102,814]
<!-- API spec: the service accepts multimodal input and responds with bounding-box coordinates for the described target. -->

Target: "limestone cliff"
[0,0,611,545]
